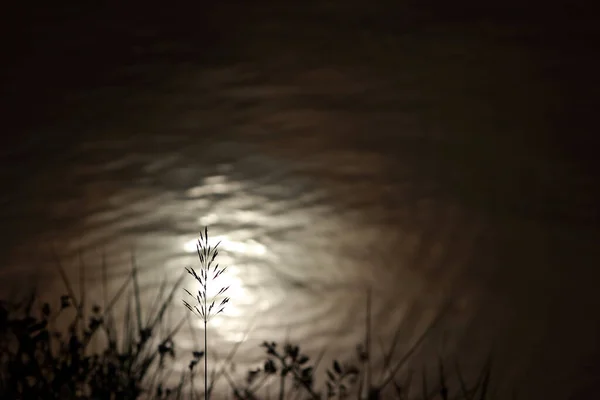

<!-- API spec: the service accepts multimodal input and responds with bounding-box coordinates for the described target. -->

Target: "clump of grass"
[215,335,493,400]
[0,254,187,399]
[183,227,230,400]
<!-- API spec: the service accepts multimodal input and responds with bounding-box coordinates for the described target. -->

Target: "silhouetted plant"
[261,341,318,400]
[0,256,186,399]
[324,359,359,399]
[183,227,230,400]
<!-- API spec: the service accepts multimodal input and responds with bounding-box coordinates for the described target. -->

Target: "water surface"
[2,1,599,398]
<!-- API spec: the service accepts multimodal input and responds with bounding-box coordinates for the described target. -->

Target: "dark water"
[2,1,599,398]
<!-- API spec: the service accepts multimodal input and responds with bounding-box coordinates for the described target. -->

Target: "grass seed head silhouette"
[183,227,230,322]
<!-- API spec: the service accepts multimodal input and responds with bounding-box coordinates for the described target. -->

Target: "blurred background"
[1,1,599,398]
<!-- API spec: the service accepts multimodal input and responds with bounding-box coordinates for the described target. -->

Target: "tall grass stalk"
[183,227,230,400]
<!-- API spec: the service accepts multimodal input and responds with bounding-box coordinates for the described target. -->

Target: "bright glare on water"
[1,2,599,399]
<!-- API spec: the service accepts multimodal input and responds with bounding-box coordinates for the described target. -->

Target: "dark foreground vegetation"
[0,229,495,399]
